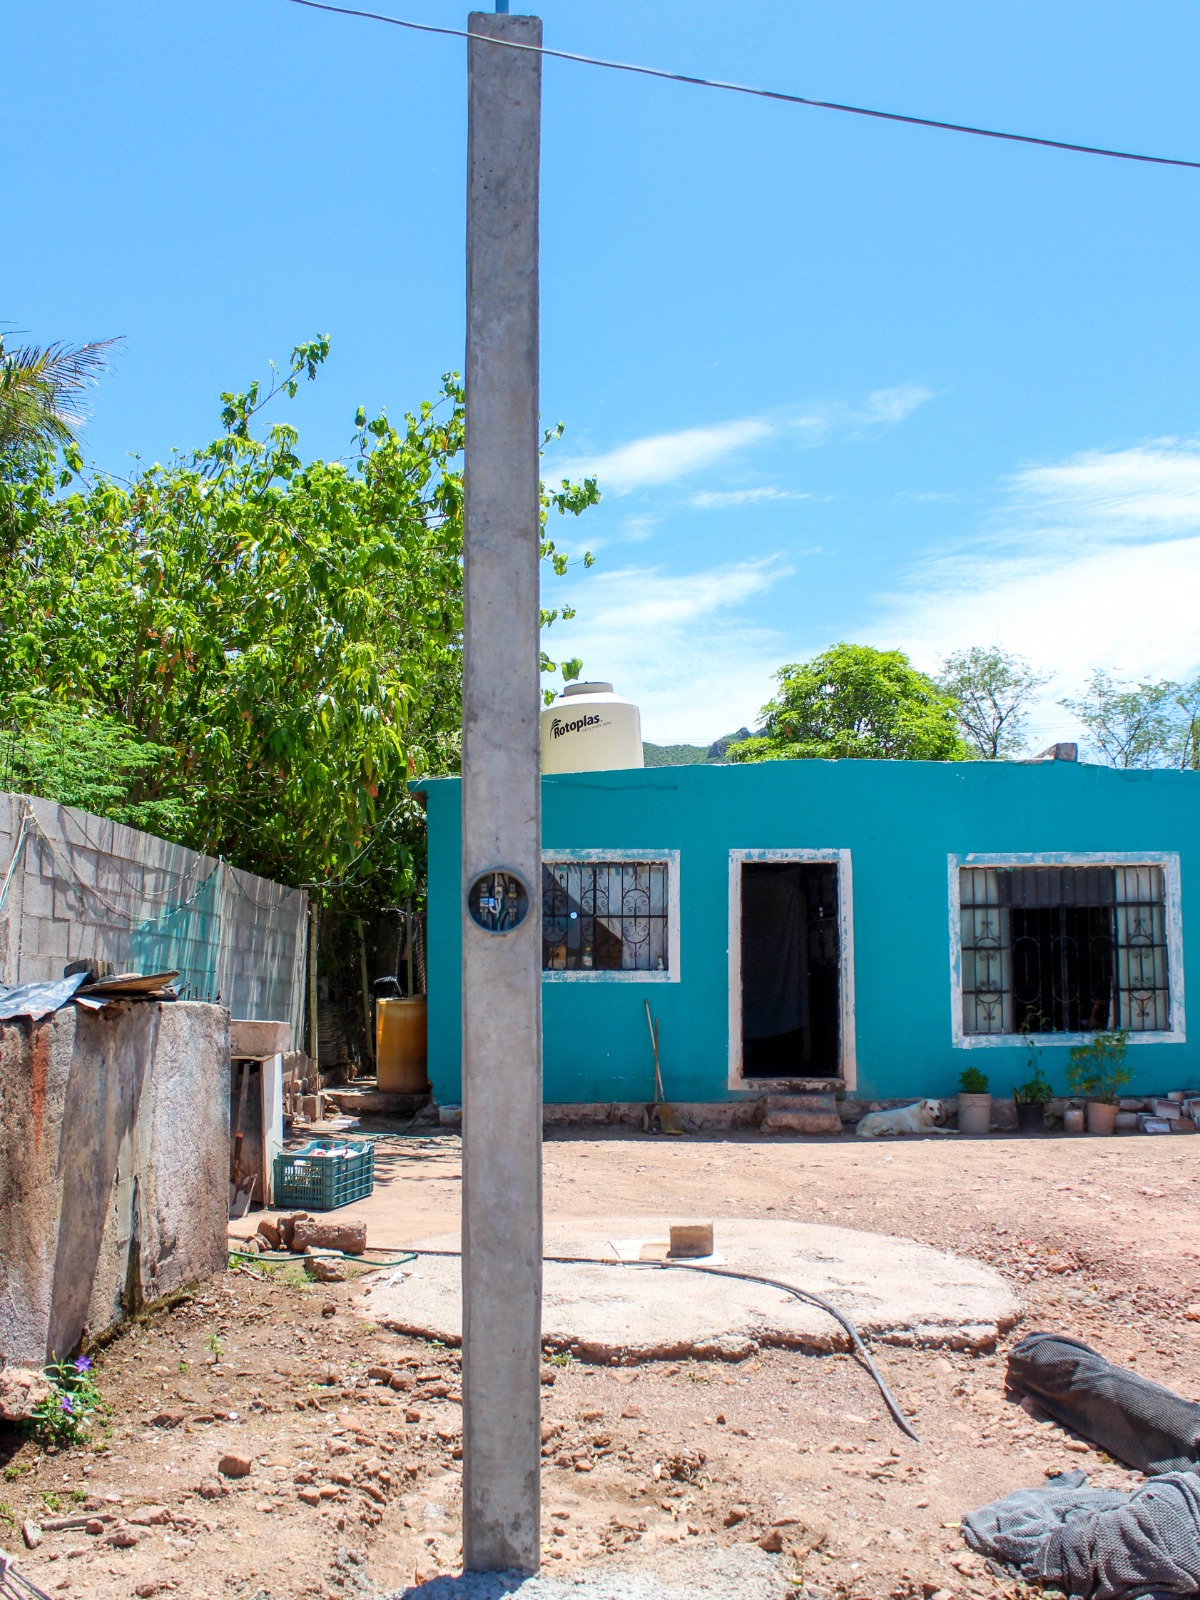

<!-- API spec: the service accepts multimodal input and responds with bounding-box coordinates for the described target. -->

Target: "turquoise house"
[418,758,1197,1108]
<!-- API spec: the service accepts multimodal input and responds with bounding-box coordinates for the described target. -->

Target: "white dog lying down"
[854,1098,955,1139]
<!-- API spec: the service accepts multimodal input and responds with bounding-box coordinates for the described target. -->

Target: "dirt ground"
[4,1124,1200,1600]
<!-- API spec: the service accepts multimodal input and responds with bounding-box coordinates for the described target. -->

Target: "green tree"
[0,334,117,462]
[938,645,1051,759]
[729,643,968,763]
[0,703,191,840]
[0,338,597,906]
[1062,670,1200,769]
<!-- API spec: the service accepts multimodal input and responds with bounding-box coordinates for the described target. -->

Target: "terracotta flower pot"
[1087,1101,1119,1136]
[957,1092,992,1136]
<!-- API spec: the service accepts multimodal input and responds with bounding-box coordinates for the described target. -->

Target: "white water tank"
[540,682,644,774]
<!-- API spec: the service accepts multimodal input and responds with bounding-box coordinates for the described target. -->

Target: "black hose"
[643,1258,922,1444]
[403,1246,921,1445]
[225,1230,919,1443]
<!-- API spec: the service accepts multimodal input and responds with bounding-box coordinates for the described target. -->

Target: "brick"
[293,1220,366,1256]
[19,876,54,920]
[126,1505,170,1527]
[0,1366,52,1421]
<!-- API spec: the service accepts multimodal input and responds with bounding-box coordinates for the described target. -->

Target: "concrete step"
[748,1076,846,1096]
[760,1092,843,1136]
[764,1092,839,1115]
[321,1087,429,1118]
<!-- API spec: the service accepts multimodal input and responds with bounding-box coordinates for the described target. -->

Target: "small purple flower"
[73,1357,92,1373]
[60,1395,74,1413]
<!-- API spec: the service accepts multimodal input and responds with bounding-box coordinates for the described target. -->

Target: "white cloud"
[618,514,658,542]
[859,385,933,426]
[876,438,1200,751]
[551,416,773,495]
[544,556,790,743]
[547,385,933,497]
[688,487,812,509]
[1010,443,1200,535]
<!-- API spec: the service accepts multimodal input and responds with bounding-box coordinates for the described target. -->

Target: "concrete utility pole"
[461,7,544,1575]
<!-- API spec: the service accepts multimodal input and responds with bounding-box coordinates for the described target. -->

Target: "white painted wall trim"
[727,848,857,1091]
[541,849,680,983]
[948,850,1185,1048]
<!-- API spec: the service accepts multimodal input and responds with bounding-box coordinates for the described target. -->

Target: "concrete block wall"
[0,1002,230,1365]
[0,794,307,1048]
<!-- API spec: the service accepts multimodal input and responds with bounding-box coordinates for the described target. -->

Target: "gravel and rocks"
[0,1364,52,1421]
[3,1126,1200,1600]
[387,1543,792,1598]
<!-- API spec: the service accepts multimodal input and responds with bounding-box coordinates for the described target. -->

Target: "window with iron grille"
[960,863,1170,1036]
[542,860,669,973]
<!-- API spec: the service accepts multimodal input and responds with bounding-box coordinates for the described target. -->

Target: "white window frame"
[541,849,680,983]
[948,850,1185,1048]
[727,848,857,1091]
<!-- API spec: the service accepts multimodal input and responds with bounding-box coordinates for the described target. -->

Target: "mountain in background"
[642,728,751,768]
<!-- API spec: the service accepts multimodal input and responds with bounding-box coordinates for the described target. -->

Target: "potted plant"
[1066,1030,1131,1135]
[1013,1067,1053,1133]
[957,1066,992,1135]
[1014,1012,1053,1133]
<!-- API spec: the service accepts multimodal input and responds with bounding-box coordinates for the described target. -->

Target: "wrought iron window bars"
[542,860,669,972]
[961,864,1169,1036]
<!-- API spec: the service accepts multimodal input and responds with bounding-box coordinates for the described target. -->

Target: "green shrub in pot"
[1066,1030,1131,1103]
[1014,1068,1053,1105]
[1013,1066,1053,1132]
[1066,1030,1130,1135]
[957,1066,992,1135]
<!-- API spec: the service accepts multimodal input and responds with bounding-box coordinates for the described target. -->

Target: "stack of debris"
[1128,1091,1200,1135]
[0,964,180,1023]
[236,1212,367,1282]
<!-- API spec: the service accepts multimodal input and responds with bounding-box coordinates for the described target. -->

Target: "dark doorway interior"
[741,861,840,1078]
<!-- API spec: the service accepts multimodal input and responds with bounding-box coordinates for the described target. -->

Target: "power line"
[275,0,1200,173]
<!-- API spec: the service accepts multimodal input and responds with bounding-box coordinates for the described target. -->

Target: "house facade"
[419,758,1196,1108]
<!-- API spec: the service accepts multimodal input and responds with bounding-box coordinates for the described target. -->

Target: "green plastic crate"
[273,1138,375,1211]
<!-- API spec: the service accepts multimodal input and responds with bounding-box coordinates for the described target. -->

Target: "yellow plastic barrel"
[375,997,429,1094]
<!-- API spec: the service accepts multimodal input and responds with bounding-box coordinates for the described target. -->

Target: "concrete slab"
[230,1018,290,1058]
[357,1216,1019,1363]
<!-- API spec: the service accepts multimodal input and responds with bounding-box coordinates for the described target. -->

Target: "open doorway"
[739,860,842,1079]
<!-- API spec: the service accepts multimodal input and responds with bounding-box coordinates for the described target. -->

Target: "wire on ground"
[228,1236,920,1443]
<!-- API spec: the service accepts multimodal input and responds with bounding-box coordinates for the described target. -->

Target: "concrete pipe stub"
[355,1217,1020,1363]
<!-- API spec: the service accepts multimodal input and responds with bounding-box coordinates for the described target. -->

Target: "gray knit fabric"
[962,1470,1200,1600]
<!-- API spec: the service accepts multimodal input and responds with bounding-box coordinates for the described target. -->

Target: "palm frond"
[0,335,121,455]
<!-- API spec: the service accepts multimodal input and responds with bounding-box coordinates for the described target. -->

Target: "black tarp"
[963,1469,1200,1599]
[741,864,808,1042]
[1007,1332,1200,1476]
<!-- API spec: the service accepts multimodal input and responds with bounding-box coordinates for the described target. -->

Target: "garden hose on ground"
[227,1244,417,1267]
[227,1233,920,1444]
[417,1247,922,1447]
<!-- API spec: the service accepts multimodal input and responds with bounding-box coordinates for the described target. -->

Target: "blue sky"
[7,1,1200,744]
